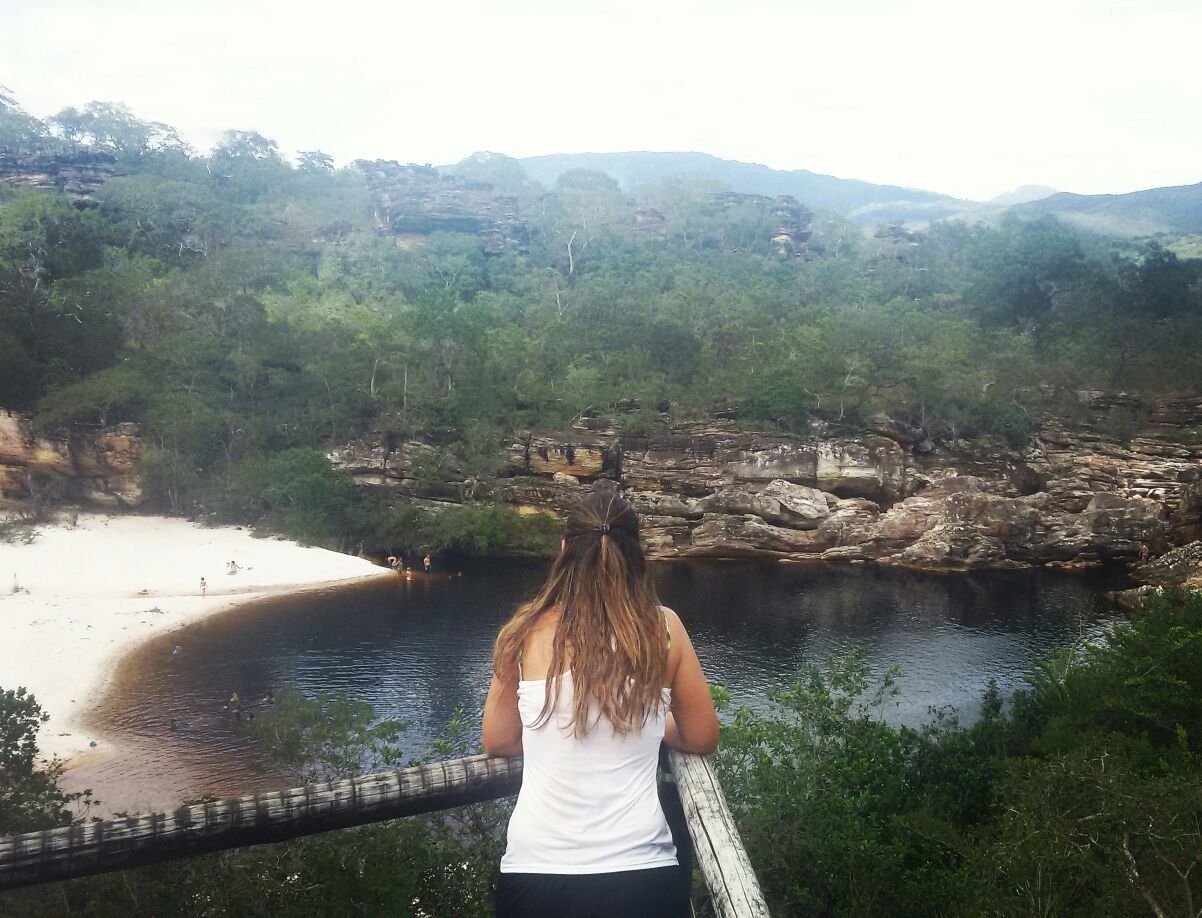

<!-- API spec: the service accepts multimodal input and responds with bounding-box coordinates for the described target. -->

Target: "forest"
[3,95,1202,552]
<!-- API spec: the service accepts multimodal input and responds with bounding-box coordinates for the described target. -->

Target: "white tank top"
[499,669,678,874]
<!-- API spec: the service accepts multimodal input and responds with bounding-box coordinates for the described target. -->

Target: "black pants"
[495,865,690,918]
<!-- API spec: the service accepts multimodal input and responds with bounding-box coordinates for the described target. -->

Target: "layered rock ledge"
[4,391,1200,575]
[331,394,1202,573]
[0,411,143,507]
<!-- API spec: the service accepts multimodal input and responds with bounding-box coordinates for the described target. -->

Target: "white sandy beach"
[0,513,386,768]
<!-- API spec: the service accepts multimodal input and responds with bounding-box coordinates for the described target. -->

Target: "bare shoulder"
[660,606,688,641]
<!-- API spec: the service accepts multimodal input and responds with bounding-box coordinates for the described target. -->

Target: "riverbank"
[0,512,388,769]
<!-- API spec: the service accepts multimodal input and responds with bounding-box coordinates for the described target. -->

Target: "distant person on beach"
[227,560,240,575]
[200,577,207,597]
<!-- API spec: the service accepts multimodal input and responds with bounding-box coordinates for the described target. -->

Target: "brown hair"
[493,488,667,735]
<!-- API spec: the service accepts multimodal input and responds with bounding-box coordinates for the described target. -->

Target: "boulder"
[686,514,829,558]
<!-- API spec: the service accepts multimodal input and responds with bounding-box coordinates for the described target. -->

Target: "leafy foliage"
[715,590,1202,916]
[0,687,91,835]
[3,95,1202,545]
[5,596,1202,915]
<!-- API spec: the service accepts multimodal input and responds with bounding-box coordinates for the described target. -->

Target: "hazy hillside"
[988,185,1058,206]
[520,151,979,227]
[1014,181,1202,236]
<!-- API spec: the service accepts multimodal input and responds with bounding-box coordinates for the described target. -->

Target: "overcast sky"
[4,0,1200,201]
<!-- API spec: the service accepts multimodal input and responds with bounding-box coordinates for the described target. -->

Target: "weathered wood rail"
[667,749,770,918]
[0,751,769,916]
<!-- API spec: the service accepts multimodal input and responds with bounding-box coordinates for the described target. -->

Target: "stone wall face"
[332,396,1202,573]
[0,150,119,207]
[4,387,1198,574]
[0,411,143,507]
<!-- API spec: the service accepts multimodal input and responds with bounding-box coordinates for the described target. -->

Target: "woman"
[483,489,719,918]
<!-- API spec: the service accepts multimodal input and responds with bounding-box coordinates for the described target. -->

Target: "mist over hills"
[1013,181,1202,237]
[987,185,1059,207]
[519,151,976,227]
[520,151,1202,237]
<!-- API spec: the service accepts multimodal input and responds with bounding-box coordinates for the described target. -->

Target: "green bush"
[207,449,369,548]
[714,590,1202,916]
[418,504,560,558]
[0,687,91,835]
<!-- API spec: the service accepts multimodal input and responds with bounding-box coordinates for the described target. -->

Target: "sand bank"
[0,513,387,766]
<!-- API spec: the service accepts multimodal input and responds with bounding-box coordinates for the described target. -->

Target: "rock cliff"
[0,149,120,207]
[4,388,1199,576]
[352,160,529,254]
[332,394,1202,573]
[352,161,815,257]
[0,411,143,507]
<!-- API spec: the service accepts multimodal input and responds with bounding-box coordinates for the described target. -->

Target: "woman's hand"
[663,608,719,755]
[482,669,524,757]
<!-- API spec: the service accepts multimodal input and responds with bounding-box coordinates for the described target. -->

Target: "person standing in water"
[200,577,207,597]
[483,490,719,917]
[423,552,432,572]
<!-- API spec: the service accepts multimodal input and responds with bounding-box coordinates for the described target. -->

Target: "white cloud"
[3,0,1199,201]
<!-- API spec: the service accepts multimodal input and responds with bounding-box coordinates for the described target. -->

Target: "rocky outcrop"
[508,432,619,480]
[331,394,1202,573]
[1112,540,1202,610]
[1131,541,1202,589]
[352,162,817,257]
[353,160,529,254]
[710,192,813,257]
[621,423,905,500]
[0,411,143,507]
[0,150,119,207]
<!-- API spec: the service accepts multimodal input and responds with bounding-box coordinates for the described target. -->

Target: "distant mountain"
[988,185,1058,207]
[1013,181,1202,236]
[519,151,978,227]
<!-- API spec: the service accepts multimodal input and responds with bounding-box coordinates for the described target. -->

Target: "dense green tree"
[0,688,89,835]
[0,88,49,150]
[49,102,188,160]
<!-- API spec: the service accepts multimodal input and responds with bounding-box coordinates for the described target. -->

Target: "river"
[74,560,1129,813]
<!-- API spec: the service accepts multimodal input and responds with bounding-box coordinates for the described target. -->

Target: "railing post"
[667,749,770,918]
[1,750,770,915]
[0,754,523,890]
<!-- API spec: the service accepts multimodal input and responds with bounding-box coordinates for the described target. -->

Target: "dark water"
[79,561,1130,811]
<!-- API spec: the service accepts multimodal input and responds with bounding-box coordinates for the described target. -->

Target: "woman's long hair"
[493,487,667,735]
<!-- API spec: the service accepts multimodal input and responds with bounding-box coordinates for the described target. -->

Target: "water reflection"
[76,561,1128,812]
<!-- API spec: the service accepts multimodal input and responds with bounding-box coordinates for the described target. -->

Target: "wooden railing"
[0,752,768,917]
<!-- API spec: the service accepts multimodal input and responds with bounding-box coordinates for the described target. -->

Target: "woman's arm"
[663,608,719,755]
[482,669,524,757]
